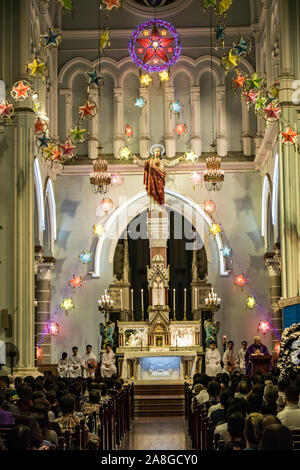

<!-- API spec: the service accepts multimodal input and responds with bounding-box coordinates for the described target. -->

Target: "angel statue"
[204,318,221,349]
[134,144,184,211]
[99,320,115,350]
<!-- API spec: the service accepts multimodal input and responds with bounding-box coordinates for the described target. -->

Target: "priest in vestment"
[100,344,117,378]
[68,346,83,378]
[82,345,98,379]
[245,336,270,376]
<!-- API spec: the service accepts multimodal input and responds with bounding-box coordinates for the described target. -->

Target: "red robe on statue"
[144,159,166,206]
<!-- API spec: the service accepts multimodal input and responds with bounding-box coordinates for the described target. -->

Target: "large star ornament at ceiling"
[129,19,181,72]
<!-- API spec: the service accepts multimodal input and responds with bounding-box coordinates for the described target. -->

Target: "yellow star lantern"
[93,223,105,236]
[158,70,169,82]
[100,30,111,51]
[246,296,256,309]
[60,298,74,315]
[185,150,198,164]
[140,74,152,87]
[119,146,132,160]
[26,57,47,81]
[219,0,232,16]
[221,50,239,73]
[209,223,222,238]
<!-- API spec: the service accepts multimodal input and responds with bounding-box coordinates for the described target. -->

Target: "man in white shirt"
[57,352,70,378]
[100,344,117,378]
[277,385,300,430]
[68,346,83,378]
[205,340,222,378]
[82,345,98,379]
[238,341,247,374]
[223,341,239,375]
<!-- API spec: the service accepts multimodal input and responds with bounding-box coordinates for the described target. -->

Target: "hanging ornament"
[246,296,256,309]
[100,30,111,51]
[111,173,124,186]
[254,96,268,113]
[119,146,132,160]
[232,37,252,57]
[133,96,146,109]
[78,100,97,120]
[57,0,73,12]
[220,49,240,73]
[34,118,47,135]
[40,29,62,48]
[36,347,42,360]
[281,127,298,145]
[100,198,114,215]
[60,298,75,314]
[69,125,88,143]
[10,80,31,101]
[79,251,93,264]
[174,123,187,137]
[170,99,183,116]
[42,143,63,163]
[242,90,259,106]
[218,0,232,16]
[140,73,152,86]
[257,320,270,335]
[203,200,216,214]
[26,57,47,81]
[267,81,280,101]
[69,275,83,290]
[48,321,59,336]
[221,246,232,257]
[33,101,42,114]
[0,101,14,122]
[100,0,121,11]
[129,19,181,72]
[232,73,246,90]
[125,124,133,139]
[245,73,264,91]
[262,102,281,121]
[59,139,77,161]
[190,171,202,189]
[214,23,225,49]
[37,133,51,149]
[158,70,170,82]
[93,224,105,237]
[234,274,248,289]
[87,69,104,90]
[209,223,222,238]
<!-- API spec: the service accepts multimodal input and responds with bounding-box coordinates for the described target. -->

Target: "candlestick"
[194,287,197,311]
[120,289,123,311]
[131,289,134,313]
[173,288,176,319]
[184,288,187,320]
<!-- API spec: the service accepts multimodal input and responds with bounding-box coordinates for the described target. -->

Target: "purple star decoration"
[128,19,181,72]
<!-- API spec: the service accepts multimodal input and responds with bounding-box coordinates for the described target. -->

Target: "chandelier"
[205,287,221,307]
[203,153,224,191]
[98,290,114,311]
[89,157,111,194]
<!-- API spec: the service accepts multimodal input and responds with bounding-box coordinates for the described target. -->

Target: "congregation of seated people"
[0,372,125,451]
[187,366,300,450]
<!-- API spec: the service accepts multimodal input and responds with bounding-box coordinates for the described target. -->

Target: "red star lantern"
[258,320,270,335]
[136,23,175,66]
[263,102,281,121]
[78,100,97,120]
[0,101,14,120]
[10,80,31,101]
[233,73,246,90]
[203,200,216,214]
[234,274,248,289]
[60,139,77,160]
[101,0,121,11]
[281,127,298,144]
[69,275,83,290]
[242,90,258,105]
[125,124,133,138]
[174,123,187,136]
[48,322,59,336]
[34,118,47,134]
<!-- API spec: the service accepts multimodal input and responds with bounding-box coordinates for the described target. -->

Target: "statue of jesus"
[134,144,184,211]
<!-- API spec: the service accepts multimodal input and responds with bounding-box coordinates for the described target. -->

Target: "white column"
[253,31,265,151]
[164,84,176,157]
[263,0,273,87]
[190,86,201,155]
[88,88,99,159]
[241,102,253,156]
[114,87,124,158]
[139,86,150,158]
[216,85,227,157]
[59,89,72,138]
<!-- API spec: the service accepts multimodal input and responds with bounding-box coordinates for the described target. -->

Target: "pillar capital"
[37,259,56,281]
[264,252,281,276]
[34,246,44,275]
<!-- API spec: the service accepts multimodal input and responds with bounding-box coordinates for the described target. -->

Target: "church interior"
[0,0,300,453]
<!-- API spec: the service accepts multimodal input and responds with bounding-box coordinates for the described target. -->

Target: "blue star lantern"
[79,251,93,264]
[214,24,225,46]
[133,97,146,109]
[87,69,104,89]
[232,37,251,57]
[37,133,51,148]
[41,29,62,48]
[170,99,183,115]
[221,246,232,257]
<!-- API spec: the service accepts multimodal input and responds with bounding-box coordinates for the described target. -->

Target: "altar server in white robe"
[222,340,239,375]
[57,352,70,378]
[68,346,83,378]
[100,344,117,378]
[205,340,222,377]
[82,344,97,379]
[238,340,247,374]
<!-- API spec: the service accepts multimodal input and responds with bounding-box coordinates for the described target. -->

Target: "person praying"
[68,346,83,378]
[82,345,97,379]
[100,344,117,378]
[245,336,270,376]
[238,340,248,374]
[205,340,222,378]
[222,340,239,375]
[57,352,69,378]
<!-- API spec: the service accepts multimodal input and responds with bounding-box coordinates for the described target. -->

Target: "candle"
[131,289,134,312]
[173,288,176,311]
[184,288,187,312]
[141,289,144,312]
[120,289,123,311]
[194,288,197,310]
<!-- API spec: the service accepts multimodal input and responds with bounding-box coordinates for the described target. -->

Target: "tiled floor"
[121,417,192,450]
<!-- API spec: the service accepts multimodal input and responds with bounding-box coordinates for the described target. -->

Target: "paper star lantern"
[60,139,77,160]
[158,70,169,82]
[0,101,14,121]
[254,97,268,112]
[203,0,217,8]
[100,30,111,51]
[40,29,62,48]
[61,298,75,313]
[242,90,258,105]
[232,73,246,90]
[93,224,105,237]
[26,57,47,81]
[125,124,133,138]
[100,198,114,214]
[34,118,47,135]
[87,69,104,90]
[100,0,121,11]
[221,50,239,72]
[209,223,222,237]
[281,127,298,144]
[232,37,251,56]
[79,251,93,264]
[203,200,216,214]
[170,100,183,115]
[33,101,42,114]
[185,150,198,163]
[42,144,62,163]
[234,274,248,289]
[69,125,88,143]
[267,81,280,100]
[214,23,225,48]
[111,173,123,186]
[119,146,132,160]
[10,80,31,101]
[219,0,232,15]
[245,73,264,91]
[48,322,59,336]
[69,275,83,290]
[246,296,256,309]
[257,320,270,335]
[78,100,97,120]
[140,74,152,86]
[263,102,281,121]
[133,97,146,109]
[37,133,51,149]
[174,123,187,136]
[190,171,202,188]
[221,246,232,257]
